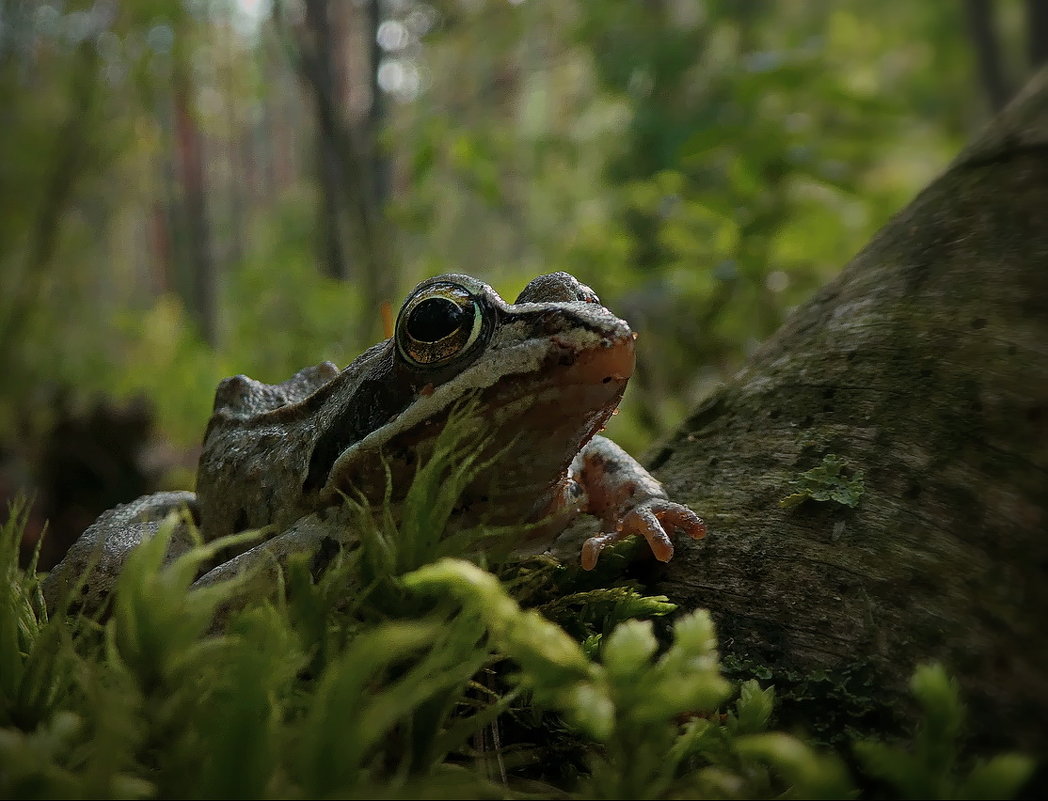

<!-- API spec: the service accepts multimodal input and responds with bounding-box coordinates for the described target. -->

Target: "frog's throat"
[321,323,635,496]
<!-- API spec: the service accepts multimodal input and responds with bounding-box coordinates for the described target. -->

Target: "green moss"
[720,653,894,749]
[0,427,1032,799]
[780,453,866,509]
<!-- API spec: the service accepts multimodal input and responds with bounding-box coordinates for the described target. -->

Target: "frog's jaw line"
[322,320,635,496]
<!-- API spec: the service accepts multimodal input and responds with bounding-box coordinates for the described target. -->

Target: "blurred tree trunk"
[0,42,99,366]
[965,0,1011,112]
[153,92,181,296]
[967,0,1048,113]
[304,0,349,281]
[173,60,217,346]
[648,68,1048,763]
[279,0,395,342]
[1028,0,1048,67]
[364,0,390,213]
[221,15,246,270]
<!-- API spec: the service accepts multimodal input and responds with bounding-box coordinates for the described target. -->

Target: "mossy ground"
[0,414,1034,798]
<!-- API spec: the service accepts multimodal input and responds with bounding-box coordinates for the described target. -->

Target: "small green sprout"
[781,454,866,509]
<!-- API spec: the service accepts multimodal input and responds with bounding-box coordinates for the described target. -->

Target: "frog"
[42,272,706,612]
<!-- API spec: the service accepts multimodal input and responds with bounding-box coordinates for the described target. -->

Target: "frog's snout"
[552,327,636,388]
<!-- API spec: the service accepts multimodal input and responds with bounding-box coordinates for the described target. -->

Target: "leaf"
[730,680,776,735]
[736,732,854,800]
[960,754,1036,800]
[602,619,658,680]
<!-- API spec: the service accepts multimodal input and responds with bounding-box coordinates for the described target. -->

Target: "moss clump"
[780,453,866,509]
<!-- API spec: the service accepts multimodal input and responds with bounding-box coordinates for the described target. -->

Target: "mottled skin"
[43,273,705,611]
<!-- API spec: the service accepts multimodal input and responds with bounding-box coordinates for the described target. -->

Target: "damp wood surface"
[643,68,1048,758]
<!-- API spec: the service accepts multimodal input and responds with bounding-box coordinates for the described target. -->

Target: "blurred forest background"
[1,0,1044,565]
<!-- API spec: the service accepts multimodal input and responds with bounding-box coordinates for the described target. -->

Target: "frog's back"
[197,346,404,542]
[210,361,340,421]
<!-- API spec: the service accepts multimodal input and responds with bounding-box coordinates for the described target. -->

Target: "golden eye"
[396,282,484,366]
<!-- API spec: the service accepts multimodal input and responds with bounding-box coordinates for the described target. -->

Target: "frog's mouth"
[320,310,636,515]
[488,328,636,448]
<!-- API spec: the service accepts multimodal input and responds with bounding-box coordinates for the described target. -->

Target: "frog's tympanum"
[43,273,705,611]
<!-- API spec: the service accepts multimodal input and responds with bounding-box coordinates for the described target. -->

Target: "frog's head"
[317,272,635,521]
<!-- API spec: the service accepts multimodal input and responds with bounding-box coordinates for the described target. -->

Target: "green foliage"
[780,453,866,509]
[1,467,1034,799]
[0,0,981,463]
[733,733,853,800]
[854,664,1035,800]
[377,399,508,575]
[0,498,71,732]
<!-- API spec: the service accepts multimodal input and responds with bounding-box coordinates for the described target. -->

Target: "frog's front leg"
[566,436,706,570]
[42,491,199,613]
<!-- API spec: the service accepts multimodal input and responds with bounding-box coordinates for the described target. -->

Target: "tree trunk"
[279,0,396,341]
[647,68,1048,761]
[305,0,349,281]
[0,41,100,369]
[173,62,218,346]
[965,0,1011,112]
[1028,0,1048,69]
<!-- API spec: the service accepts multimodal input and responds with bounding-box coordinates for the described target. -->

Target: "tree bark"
[647,68,1048,761]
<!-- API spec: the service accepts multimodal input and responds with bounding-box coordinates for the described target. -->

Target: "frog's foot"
[580,498,706,571]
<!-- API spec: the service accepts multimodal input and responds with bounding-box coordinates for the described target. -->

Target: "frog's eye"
[396,282,485,367]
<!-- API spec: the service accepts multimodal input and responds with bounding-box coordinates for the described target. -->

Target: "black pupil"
[407,297,469,342]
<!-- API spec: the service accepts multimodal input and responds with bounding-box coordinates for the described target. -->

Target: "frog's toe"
[623,504,676,563]
[581,532,615,571]
[580,500,706,570]
[580,506,673,570]
[645,499,707,542]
